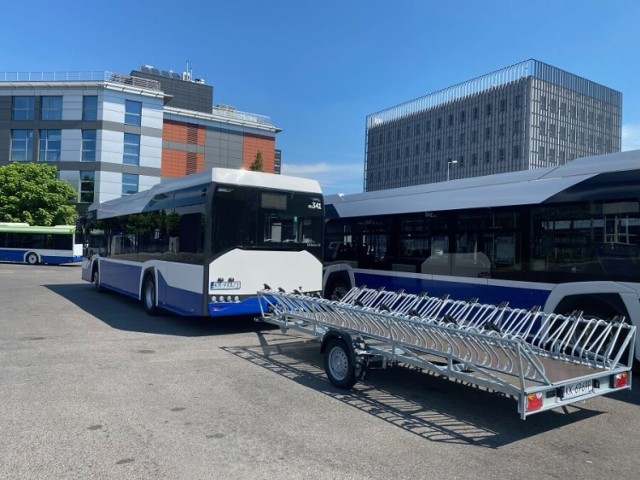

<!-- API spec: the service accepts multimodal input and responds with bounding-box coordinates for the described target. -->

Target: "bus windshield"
[211,185,323,258]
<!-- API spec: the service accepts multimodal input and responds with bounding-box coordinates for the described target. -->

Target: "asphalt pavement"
[1,263,639,480]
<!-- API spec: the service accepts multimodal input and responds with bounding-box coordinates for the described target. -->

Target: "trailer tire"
[142,273,158,316]
[324,338,357,389]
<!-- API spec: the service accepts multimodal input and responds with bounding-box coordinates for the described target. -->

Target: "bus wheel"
[143,274,158,316]
[326,276,349,300]
[26,252,39,265]
[93,268,105,293]
[324,338,357,389]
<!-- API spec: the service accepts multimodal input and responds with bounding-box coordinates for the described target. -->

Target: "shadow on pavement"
[44,282,277,337]
[223,334,615,448]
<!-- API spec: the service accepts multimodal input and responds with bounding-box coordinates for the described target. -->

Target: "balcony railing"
[0,71,161,91]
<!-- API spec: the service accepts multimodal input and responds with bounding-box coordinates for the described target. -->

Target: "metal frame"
[258,287,635,419]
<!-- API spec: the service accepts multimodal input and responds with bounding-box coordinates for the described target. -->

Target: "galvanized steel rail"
[258,286,636,419]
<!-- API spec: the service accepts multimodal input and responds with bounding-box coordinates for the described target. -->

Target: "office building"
[0,66,281,210]
[364,59,622,191]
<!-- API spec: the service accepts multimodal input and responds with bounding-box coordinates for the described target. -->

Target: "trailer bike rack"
[257,286,635,419]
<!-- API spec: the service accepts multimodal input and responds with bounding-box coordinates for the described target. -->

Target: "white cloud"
[622,124,640,151]
[282,161,364,195]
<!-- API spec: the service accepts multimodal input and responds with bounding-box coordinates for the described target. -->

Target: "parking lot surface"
[1,263,639,480]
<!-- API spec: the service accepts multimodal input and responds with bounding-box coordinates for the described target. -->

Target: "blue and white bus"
[323,150,640,362]
[81,168,324,317]
[0,223,83,265]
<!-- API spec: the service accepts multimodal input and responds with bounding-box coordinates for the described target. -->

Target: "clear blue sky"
[2,0,638,194]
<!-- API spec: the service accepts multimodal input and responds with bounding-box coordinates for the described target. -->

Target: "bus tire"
[26,252,39,265]
[325,275,350,300]
[92,267,105,293]
[324,338,357,389]
[143,274,158,316]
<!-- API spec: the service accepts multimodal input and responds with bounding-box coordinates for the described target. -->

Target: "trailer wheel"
[324,338,357,388]
[143,274,158,316]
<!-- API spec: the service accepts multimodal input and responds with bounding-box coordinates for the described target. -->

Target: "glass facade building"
[0,67,281,211]
[364,59,622,191]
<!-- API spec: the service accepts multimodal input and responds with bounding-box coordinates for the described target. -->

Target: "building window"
[447,114,453,126]
[40,96,63,120]
[513,145,521,160]
[82,130,97,161]
[426,141,430,152]
[515,95,522,109]
[426,120,431,132]
[486,103,492,116]
[498,148,505,162]
[83,95,98,121]
[540,96,547,110]
[499,99,506,113]
[122,173,139,195]
[539,146,545,160]
[436,138,441,150]
[396,129,401,141]
[10,130,34,161]
[549,148,555,162]
[560,102,567,116]
[513,119,521,134]
[484,151,491,163]
[437,117,442,129]
[559,150,566,164]
[471,130,478,143]
[459,154,465,167]
[38,130,61,161]
[472,153,478,165]
[415,144,420,155]
[460,110,466,123]
[12,96,35,120]
[540,121,546,136]
[459,132,465,145]
[549,124,556,138]
[472,107,478,120]
[485,126,491,140]
[80,171,95,203]
[415,123,421,135]
[123,133,140,165]
[125,100,142,126]
[499,123,506,136]
[447,136,453,149]
[549,99,556,113]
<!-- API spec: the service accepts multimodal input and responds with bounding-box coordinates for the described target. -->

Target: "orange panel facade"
[161,149,205,178]
[242,133,276,173]
[163,120,205,144]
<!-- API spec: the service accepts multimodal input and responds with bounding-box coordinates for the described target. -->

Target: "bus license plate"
[211,281,241,290]
[562,379,593,399]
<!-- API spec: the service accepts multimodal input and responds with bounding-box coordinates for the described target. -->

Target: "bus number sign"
[211,281,241,290]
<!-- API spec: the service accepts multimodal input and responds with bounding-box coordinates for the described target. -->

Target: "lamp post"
[447,160,458,181]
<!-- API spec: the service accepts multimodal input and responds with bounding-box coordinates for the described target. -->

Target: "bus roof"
[0,224,75,234]
[326,150,640,218]
[90,168,323,219]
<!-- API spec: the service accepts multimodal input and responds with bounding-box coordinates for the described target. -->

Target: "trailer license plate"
[562,379,593,399]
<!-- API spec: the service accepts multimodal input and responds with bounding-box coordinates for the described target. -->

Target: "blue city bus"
[81,168,324,317]
[322,150,640,362]
[0,223,82,265]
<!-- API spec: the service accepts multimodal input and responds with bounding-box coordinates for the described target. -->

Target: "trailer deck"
[258,287,635,419]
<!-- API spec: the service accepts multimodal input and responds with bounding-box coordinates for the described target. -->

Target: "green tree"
[0,162,77,226]
[249,151,264,172]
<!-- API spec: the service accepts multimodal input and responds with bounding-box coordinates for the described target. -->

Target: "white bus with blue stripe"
[0,223,83,265]
[81,168,323,317]
[323,150,640,363]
